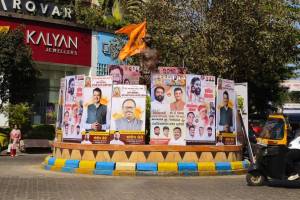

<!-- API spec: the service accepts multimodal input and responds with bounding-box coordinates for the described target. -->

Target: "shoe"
[288,174,299,181]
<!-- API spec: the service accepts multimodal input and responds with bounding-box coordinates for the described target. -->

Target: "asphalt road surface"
[0,153,300,200]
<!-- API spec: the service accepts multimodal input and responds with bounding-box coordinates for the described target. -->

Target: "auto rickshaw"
[246,114,300,186]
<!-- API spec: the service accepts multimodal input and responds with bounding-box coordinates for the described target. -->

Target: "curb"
[42,156,250,176]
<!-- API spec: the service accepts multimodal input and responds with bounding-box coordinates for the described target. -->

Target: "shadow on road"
[267,180,300,188]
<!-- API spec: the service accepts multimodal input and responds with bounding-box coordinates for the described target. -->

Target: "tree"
[3,103,32,130]
[143,0,300,116]
[0,27,39,109]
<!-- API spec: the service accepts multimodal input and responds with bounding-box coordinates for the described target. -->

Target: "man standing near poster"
[85,88,107,131]
[170,87,185,111]
[152,86,168,111]
[115,99,143,130]
[219,91,233,132]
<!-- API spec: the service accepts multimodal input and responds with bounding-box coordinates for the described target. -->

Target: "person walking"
[9,125,21,157]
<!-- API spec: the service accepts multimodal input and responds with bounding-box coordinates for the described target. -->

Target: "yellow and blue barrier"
[43,156,250,176]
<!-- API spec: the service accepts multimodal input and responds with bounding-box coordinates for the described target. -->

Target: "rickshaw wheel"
[246,173,265,186]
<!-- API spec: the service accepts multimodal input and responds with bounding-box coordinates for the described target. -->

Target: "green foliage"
[145,94,151,144]
[74,0,145,29]
[24,124,55,140]
[0,27,39,109]
[0,133,8,150]
[143,0,300,116]
[3,103,32,131]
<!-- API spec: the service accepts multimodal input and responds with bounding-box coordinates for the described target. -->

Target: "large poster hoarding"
[62,75,85,142]
[216,78,237,145]
[81,76,113,144]
[110,85,146,144]
[185,75,216,145]
[108,65,140,85]
[235,83,248,136]
[56,78,65,129]
[150,74,186,145]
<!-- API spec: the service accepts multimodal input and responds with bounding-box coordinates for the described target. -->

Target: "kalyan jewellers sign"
[26,30,78,55]
[0,0,73,19]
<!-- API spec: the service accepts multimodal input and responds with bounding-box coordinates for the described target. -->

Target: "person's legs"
[286,149,300,180]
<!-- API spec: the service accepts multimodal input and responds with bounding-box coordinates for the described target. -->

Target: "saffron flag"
[115,21,146,60]
[0,26,10,33]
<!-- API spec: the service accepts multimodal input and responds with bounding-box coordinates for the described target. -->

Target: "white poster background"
[235,83,248,135]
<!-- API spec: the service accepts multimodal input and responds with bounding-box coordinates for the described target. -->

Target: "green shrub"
[0,127,11,136]
[0,133,8,149]
[24,124,55,140]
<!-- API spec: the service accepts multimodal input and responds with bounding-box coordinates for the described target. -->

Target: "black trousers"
[286,149,300,175]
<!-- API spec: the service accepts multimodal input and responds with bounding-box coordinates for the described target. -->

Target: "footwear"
[288,174,299,181]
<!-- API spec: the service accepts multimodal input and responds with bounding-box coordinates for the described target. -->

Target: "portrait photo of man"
[188,77,203,103]
[109,65,124,84]
[115,99,143,131]
[153,126,160,138]
[186,112,195,128]
[170,87,185,111]
[67,78,75,102]
[162,126,169,138]
[85,88,107,131]
[219,90,233,132]
[110,131,125,145]
[168,127,185,145]
[151,86,168,112]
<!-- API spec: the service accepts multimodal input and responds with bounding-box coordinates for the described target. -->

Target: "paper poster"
[185,75,216,145]
[62,75,85,142]
[235,83,248,136]
[150,73,186,145]
[108,65,140,85]
[81,76,113,144]
[109,85,146,145]
[216,78,236,145]
[56,78,65,129]
[158,67,187,74]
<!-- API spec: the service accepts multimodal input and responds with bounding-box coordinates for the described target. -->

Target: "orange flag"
[0,26,10,33]
[115,21,146,60]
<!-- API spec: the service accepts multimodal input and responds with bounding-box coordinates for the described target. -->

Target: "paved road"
[0,153,300,200]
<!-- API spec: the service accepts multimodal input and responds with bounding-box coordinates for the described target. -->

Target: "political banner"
[185,75,216,145]
[62,75,85,142]
[158,67,187,75]
[81,76,112,144]
[109,85,146,145]
[235,83,248,136]
[216,78,236,145]
[56,78,65,129]
[150,73,186,145]
[108,65,140,85]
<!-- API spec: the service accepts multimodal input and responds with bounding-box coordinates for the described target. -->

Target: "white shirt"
[289,136,300,150]
[110,139,125,145]
[81,140,92,144]
[151,100,169,112]
[168,138,185,145]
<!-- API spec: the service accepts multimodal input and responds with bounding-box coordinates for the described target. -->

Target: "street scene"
[0,0,300,200]
[0,153,300,200]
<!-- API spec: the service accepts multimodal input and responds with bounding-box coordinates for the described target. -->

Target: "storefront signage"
[0,17,91,67]
[0,0,73,19]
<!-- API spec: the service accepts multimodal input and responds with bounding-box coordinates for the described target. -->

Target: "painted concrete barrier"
[43,156,250,176]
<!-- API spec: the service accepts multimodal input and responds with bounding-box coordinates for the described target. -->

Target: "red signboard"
[0,17,91,67]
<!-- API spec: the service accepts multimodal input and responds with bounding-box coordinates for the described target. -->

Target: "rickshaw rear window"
[259,118,284,140]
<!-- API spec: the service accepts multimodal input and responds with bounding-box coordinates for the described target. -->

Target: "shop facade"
[0,13,92,124]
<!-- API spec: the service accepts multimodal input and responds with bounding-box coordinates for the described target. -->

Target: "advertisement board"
[81,76,112,144]
[150,73,186,145]
[185,75,216,145]
[0,17,91,67]
[216,78,236,145]
[108,65,140,85]
[109,85,146,144]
